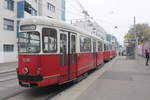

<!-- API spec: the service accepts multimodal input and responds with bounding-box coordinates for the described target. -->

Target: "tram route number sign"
[20,25,36,31]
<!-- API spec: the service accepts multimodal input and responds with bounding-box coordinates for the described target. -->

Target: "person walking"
[145,49,149,66]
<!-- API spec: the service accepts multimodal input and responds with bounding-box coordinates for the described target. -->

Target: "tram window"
[71,34,76,64]
[93,40,96,52]
[110,45,112,50]
[107,45,109,51]
[80,36,84,52]
[87,38,91,52]
[60,34,67,53]
[108,45,110,50]
[60,33,67,66]
[80,36,91,52]
[18,31,40,53]
[104,44,107,51]
[71,35,76,53]
[42,28,57,53]
[98,41,103,52]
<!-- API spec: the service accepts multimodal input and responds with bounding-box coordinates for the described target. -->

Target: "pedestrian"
[145,49,149,66]
[119,51,121,56]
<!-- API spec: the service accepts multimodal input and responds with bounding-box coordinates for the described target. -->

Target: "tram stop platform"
[51,56,150,100]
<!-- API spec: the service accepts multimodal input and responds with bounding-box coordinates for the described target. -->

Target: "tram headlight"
[22,66,29,75]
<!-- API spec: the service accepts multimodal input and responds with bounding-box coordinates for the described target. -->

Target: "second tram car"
[16,17,116,88]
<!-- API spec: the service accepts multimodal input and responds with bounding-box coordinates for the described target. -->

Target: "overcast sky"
[66,0,150,45]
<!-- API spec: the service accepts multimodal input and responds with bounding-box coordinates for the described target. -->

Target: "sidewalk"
[0,62,17,73]
[77,56,150,100]
[51,56,150,100]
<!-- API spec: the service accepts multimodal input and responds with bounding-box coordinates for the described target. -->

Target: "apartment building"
[0,0,66,63]
[73,20,107,41]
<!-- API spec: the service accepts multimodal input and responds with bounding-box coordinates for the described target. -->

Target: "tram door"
[60,31,68,82]
[68,33,77,80]
[93,40,97,67]
[60,31,77,82]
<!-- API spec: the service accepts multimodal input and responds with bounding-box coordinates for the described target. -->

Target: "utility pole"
[134,16,138,59]
[134,16,138,46]
[134,16,136,41]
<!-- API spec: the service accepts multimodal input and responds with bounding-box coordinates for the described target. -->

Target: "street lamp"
[114,26,118,29]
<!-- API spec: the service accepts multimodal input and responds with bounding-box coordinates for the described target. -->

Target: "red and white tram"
[16,17,116,88]
[103,41,111,61]
[111,44,117,58]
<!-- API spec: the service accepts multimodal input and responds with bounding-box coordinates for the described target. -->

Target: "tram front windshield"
[18,31,40,53]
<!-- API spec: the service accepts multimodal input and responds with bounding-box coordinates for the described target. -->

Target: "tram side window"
[108,45,110,51]
[60,33,67,53]
[104,44,106,51]
[60,33,67,66]
[42,28,57,53]
[112,45,114,50]
[80,36,91,52]
[110,45,112,51]
[98,41,103,52]
[107,45,109,51]
[71,35,76,53]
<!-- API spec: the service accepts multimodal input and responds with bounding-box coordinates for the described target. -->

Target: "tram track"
[3,89,27,100]
[4,69,97,100]
[0,71,16,77]
[5,82,74,100]
[0,70,16,75]
[0,77,17,83]
[3,63,105,100]
[44,83,74,100]
[0,71,17,83]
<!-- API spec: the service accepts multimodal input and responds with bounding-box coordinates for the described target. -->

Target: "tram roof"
[20,16,104,41]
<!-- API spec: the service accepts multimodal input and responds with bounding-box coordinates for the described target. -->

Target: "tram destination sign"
[20,25,36,31]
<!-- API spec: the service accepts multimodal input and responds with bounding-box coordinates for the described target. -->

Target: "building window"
[24,1,37,16]
[3,44,14,52]
[31,8,37,16]
[4,0,14,11]
[47,3,55,13]
[3,18,14,31]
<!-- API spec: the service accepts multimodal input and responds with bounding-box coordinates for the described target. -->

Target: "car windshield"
[18,31,40,53]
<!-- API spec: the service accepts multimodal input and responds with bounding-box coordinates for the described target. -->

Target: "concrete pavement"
[51,56,150,100]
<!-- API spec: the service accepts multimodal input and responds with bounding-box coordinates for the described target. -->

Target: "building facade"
[0,0,65,63]
[106,34,119,50]
[73,20,107,41]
